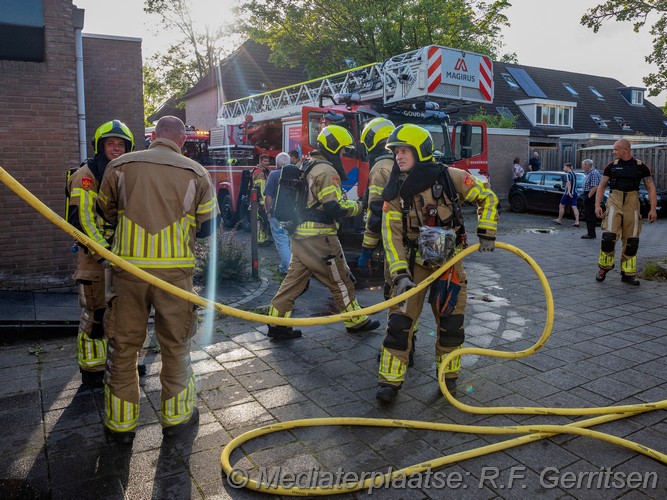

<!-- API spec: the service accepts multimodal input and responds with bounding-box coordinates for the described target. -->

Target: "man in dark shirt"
[594,139,657,285]
[528,151,541,172]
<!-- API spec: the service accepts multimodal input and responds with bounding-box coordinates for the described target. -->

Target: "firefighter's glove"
[478,237,495,253]
[357,247,374,277]
[394,273,416,298]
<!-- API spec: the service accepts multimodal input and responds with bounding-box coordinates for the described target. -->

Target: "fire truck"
[145,125,211,162]
[207,44,494,232]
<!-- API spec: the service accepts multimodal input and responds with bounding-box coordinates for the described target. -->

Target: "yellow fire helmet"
[317,125,354,155]
[93,119,134,154]
[361,117,394,152]
[386,123,434,162]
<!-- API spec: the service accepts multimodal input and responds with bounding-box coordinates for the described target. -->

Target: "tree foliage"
[235,0,514,77]
[466,107,517,128]
[581,0,667,108]
[142,0,235,122]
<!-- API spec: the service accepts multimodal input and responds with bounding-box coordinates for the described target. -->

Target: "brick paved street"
[1,208,666,499]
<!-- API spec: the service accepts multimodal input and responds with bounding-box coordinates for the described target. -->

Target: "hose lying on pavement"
[2,166,665,495]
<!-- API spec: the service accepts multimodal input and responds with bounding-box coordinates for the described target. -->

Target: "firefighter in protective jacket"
[267,125,381,339]
[376,124,499,402]
[97,116,219,444]
[67,119,134,387]
[253,154,272,245]
[357,117,395,281]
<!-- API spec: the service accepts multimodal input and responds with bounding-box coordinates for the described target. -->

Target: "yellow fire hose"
[2,166,666,495]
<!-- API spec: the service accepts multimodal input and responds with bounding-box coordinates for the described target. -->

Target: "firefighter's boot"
[268,325,302,339]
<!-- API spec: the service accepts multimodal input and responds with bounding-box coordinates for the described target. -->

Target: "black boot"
[267,325,302,339]
[346,318,380,333]
[596,265,614,282]
[81,369,104,388]
[621,272,640,286]
[376,384,399,402]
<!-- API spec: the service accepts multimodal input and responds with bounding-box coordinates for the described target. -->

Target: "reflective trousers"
[599,191,642,274]
[378,260,467,387]
[76,278,107,373]
[269,235,370,329]
[104,269,198,432]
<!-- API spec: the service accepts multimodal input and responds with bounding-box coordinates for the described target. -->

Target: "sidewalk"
[1,211,667,499]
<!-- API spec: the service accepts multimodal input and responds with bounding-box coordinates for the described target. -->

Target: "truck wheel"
[509,195,526,213]
[220,194,236,228]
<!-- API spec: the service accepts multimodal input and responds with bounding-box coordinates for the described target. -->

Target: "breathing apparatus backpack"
[273,160,316,233]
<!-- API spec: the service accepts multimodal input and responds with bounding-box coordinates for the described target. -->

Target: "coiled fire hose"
[2,166,666,496]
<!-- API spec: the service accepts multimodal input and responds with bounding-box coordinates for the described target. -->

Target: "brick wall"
[185,88,219,131]
[0,0,143,290]
[487,129,530,202]
[82,34,144,156]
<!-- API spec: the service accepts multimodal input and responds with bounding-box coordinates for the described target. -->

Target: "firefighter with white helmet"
[66,119,135,387]
[376,124,499,402]
[267,124,381,339]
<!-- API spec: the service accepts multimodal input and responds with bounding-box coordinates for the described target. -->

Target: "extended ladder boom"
[216,45,494,126]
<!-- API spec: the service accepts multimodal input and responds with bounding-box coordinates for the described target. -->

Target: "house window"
[613,117,631,130]
[502,73,519,89]
[589,86,604,99]
[496,107,514,120]
[591,115,608,128]
[631,89,644,105]
[0,1,45,62]
[563,83,578,96]
[535,104,572,126]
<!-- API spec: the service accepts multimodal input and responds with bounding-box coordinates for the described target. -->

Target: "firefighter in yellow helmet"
[376,124,499,402]
[253,154,273,246]
[66,119,135,387]
[357,117,395,280]
[97,116,219,444]
[267,124,381,339]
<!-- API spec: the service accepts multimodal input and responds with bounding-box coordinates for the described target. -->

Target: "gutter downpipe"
[73,9,87,163]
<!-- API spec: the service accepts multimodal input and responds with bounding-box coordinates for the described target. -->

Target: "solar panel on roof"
[505,67,547,98]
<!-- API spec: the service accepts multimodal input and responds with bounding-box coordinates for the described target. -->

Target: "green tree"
[581,0,667,111]
[142,0,235,122]
[466,107,517,128]
[235,0,513,77]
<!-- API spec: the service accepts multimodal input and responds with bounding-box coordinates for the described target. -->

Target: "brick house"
[0,0,144,290]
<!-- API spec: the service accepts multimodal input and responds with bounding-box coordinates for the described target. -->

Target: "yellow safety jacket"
[67,161,114,281]
[97,138,219,274]
[362,154,394,249]
[293,152,361,239]
[382,163,498,278]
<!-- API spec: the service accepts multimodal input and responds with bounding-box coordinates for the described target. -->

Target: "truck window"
[308,113,324,148]
[453,124,483,160]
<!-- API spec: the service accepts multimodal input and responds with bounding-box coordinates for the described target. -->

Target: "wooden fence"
[577,145,667,190]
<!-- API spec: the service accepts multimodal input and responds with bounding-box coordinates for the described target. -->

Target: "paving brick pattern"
[1,209,667,498]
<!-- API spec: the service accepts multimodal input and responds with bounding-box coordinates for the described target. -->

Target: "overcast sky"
[73,0,666,106]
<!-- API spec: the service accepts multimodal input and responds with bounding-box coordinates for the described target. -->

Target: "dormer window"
[591,115,608,128]
[502,73,519,89]
[618,86,645,106]
[563,83,578,96]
